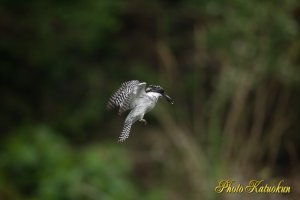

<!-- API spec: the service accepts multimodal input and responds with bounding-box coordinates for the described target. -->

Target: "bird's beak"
[163,93,174,104]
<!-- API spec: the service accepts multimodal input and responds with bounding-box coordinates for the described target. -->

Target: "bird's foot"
[139,119,147,126]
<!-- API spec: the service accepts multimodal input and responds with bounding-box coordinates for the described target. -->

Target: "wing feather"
[107,80,146,115]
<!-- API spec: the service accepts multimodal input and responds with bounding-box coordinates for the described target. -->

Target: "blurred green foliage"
[1,0,300,199]
[0,126,162,200]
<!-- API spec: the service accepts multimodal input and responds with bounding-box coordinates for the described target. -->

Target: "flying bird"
[107,80,174,142]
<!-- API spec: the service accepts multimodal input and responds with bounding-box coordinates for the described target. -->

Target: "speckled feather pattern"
[107,80,139,115]
[107,80,171,142]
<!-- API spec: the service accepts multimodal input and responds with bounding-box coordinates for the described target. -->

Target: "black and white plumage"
[107,80,174,142]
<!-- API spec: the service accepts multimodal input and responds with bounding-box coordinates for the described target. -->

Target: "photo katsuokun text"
[215,180,291,194]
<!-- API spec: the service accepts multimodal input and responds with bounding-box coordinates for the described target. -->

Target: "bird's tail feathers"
[118,120,133,142]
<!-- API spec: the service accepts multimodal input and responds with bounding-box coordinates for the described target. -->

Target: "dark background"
[1,0,300,199]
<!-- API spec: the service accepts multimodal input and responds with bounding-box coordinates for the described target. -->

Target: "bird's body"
[107,80,173,142]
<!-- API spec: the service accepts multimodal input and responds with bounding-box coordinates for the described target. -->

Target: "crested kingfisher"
[107,80,174,142]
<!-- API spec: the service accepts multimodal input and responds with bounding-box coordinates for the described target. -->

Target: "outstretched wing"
[107,80,146,115]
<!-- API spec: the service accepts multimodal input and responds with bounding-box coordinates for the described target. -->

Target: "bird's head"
[146,85,174,104]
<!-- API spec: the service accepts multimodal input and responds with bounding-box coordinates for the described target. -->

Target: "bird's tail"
[119,120,133,142]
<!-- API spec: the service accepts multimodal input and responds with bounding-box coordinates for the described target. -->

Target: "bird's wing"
[107,80,147,115]
[134,82,146,96]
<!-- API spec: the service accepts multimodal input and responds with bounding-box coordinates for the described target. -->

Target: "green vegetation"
[1,0,299,199]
